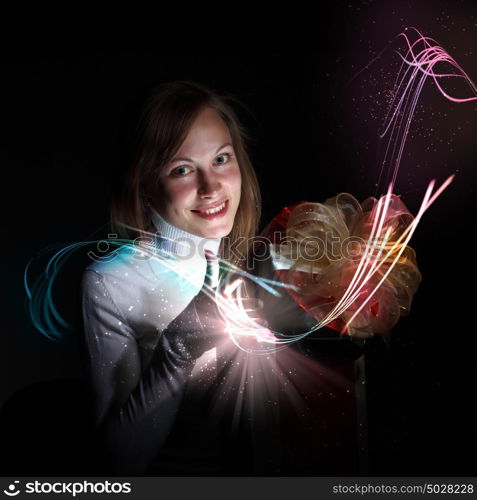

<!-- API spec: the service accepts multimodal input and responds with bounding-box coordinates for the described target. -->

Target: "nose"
[197,169,221,198]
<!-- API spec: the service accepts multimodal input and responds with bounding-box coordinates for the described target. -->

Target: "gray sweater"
[80,207,223,475]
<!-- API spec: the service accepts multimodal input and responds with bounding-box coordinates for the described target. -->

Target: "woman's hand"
[219,280,275,344]
[161,282,225,363]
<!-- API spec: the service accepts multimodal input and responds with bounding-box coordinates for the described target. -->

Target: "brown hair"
[110,80,261,271]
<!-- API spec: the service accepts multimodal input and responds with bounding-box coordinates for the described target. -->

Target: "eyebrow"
[170,142,232,164]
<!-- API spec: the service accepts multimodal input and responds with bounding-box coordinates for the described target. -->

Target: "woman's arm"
[80,268,222,476]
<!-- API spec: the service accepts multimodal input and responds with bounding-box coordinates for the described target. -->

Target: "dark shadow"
[0,378,99,476]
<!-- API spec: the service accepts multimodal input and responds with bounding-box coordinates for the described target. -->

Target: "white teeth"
[199,201,226,214]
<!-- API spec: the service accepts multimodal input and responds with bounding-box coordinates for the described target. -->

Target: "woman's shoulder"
[80,243,201,298]
[80,244,205,333]
[83,243,171,278]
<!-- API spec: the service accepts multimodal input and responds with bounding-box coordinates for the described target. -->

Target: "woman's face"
[151,107,242,239]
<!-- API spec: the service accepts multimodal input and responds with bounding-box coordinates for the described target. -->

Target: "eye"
[214,152,232,165]
[170,165,193,177]
[170,152,233,177]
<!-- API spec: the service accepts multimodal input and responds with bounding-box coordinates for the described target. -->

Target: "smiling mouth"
[191,199,229,219]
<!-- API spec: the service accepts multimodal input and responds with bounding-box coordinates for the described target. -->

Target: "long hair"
[110,80,261,271]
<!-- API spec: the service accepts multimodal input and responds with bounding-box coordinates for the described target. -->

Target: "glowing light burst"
[210,262,301,353]
[220,278,276,344]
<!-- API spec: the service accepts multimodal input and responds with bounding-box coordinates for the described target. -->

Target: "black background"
[1,0,476,477]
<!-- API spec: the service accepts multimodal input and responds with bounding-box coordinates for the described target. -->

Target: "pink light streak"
[378,27,477,191]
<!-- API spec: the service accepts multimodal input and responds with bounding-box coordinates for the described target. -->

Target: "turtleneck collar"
[149,206,221,258]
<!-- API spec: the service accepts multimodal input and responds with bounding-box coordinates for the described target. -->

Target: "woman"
[80,80,262,476]
[80,80,373,478]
